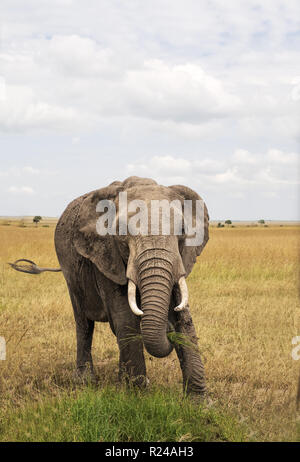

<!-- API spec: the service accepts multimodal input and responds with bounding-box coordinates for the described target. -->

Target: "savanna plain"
[0,221,299,442]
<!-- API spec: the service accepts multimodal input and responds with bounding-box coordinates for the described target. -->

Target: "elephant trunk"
[138,249,174,358]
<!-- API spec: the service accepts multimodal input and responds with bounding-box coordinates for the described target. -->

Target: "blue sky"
[0,0,299,220]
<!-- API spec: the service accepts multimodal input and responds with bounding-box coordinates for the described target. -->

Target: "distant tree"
[225,220,232,226]
[258,219,265,225]
[217,222,225,228]
[33,216,42,226]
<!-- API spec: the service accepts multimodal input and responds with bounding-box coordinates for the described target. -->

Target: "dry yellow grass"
[0,223,299,441]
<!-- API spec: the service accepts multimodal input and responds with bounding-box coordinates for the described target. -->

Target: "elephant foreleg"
[95,274,147,387]
[117,325,147,387]
[172,307,206,397]
[115,307,147,387]
[112,296,147,386]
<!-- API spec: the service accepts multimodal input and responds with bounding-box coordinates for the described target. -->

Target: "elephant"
[10,176,209,396]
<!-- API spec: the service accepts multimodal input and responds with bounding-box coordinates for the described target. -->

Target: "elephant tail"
[8,259,61,275]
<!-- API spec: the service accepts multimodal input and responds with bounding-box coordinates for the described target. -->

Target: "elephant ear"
[168,185,209,277]
[73,181,127,285]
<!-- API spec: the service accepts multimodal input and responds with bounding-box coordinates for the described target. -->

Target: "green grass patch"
[167,331,198,351]
[0,386,247,442]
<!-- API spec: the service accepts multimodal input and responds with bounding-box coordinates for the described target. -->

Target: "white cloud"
[0,166,58,178]
[212,168,247,185]
[194,158,225,173]
[150,155,190,173]
[47,35,118,78]
[23,166,39,174]
[0,1,299,219]
[232,149,258,165]
[1,4,299,135]
[267,149,298,164]
[8,186,35,195]
[0,46,241,130]
[144,119,225,139]
[126,148,299,188]
[122,60,241,122]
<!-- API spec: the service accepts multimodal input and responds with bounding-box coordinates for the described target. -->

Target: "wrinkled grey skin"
[55,176,209,395]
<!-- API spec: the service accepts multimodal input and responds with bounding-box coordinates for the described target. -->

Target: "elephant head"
[73,176,209,358]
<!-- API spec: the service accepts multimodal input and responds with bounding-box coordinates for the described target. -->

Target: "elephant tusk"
[174,276,189,312]
[128,280,144,316]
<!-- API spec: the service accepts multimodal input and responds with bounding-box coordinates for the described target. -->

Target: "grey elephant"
[10,176,209,396]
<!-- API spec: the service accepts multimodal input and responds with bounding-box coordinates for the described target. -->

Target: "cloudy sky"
[0,0,299,220]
